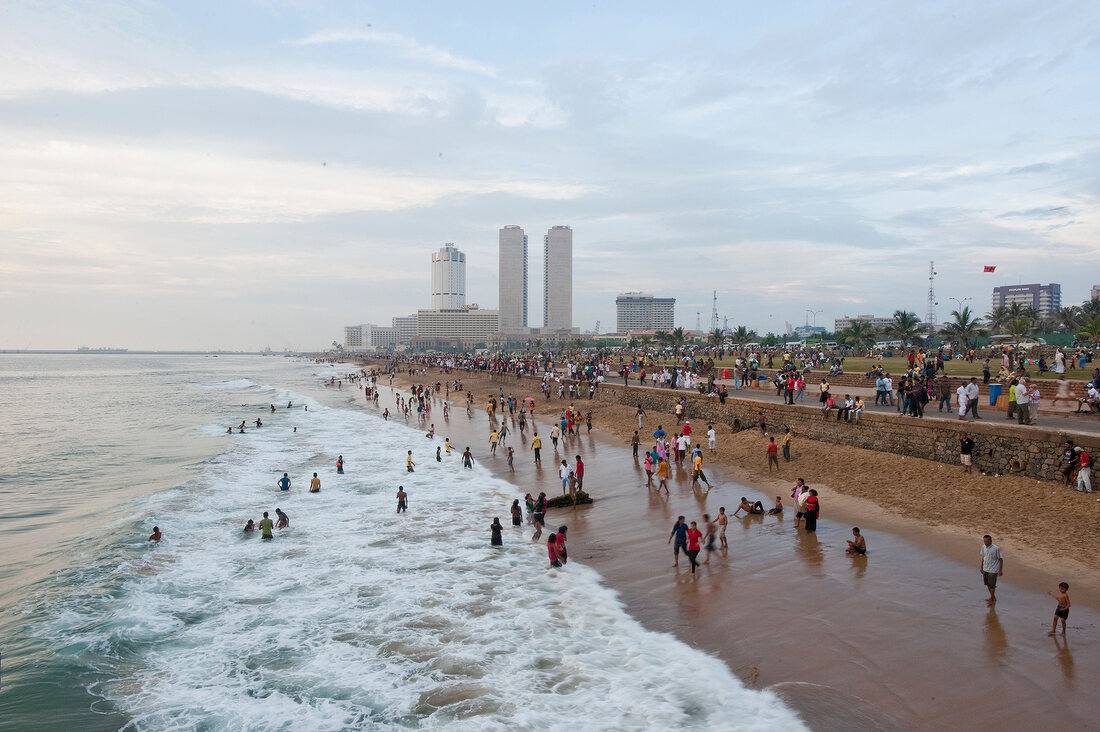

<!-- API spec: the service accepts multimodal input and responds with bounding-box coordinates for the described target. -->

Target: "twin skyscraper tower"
[499,225,573,334]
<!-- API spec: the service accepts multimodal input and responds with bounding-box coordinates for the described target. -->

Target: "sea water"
[0,355,804,730]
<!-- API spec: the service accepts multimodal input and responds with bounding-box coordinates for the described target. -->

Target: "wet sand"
[352,371,1099,731]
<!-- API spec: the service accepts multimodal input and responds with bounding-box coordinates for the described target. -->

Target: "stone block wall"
[488,372,1099,482]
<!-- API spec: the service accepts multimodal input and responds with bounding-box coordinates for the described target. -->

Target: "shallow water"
[0,356,804,730]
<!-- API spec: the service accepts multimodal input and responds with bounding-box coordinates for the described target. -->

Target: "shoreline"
[356,366,1098,730]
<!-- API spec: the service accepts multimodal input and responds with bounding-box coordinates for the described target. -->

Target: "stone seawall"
[483,371,1100,483]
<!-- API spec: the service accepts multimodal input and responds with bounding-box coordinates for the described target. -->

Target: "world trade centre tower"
[543,226,572,331]
[498,225,528,331]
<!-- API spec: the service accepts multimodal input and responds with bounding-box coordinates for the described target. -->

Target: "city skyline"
[2,2,1099,349]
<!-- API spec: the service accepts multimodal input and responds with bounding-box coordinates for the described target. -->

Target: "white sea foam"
[40,385,806,731]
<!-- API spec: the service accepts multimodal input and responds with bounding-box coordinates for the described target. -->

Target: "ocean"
[0,355,803,731]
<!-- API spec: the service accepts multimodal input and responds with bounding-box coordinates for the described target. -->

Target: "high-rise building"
[430,243,466,309]
[834,315,897,332]
[499,225,528,331]
[991,283,1061,317]
[392,315,418,345]
[543,226,573,331]
[615,292,676,332]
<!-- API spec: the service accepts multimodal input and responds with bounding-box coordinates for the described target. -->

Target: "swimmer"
[254,418,262,428]
[277,473,291,491]
[259,511,274,539]
[270,404,276,413]
[397,486,408,513]
[287,401,293,409]
[148,526,162,541]
[244,519,255,532]
[275,508,289,529]
[846,527,867,555]
[227,427,233,434]
[309,472,320,492]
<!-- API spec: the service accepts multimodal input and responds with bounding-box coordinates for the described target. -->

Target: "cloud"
[295,28,496,76]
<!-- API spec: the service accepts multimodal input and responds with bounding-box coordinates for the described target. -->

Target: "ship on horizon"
[76,346,129,353]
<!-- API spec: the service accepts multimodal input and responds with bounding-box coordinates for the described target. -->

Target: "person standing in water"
[148,526,162,541]
[1047,582,1071,636]
[490,518,504,546]
[258,512,274,539]
[462,447,474,469]
[406,450,415,473]
[275,508,289,529]
[277,473,291,491]
[686,521,703,574]
[980,534,1003,605]
[510,499,523,526]
[531,432,542,465]
[396,486,408,513]
[309,472,321,492]
[336,456,344,474]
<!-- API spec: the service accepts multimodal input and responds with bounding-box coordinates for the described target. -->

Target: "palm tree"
[985,305,1009,334]
[1006,302,1039,326]
[1080,298,1100,320]
[1007,316,1033,346]
[885,310,921,347]
[939,306,985,349]
[638,335,653,350]
[729,325,755,348]
[627,337,639,349]
[653,330,670,348]
[706,328,724,348]
[838,319,878,349]
[671,327,686,349]
[1043,305,1081,333]
[1077,315,1100,345]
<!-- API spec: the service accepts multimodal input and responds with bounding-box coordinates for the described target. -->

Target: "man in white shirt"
[956,384,969,420]
[558,460,572,495]
[965,378,981,420]
[883,376,894,406]
[707,425,717,453]
[980,534,1004,604]
[1014,378,1031,425]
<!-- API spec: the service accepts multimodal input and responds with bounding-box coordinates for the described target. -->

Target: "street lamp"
[949,297,971,315]
[806,309,822,328]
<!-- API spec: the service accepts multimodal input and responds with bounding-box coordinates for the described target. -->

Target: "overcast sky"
[2,1,1098,349]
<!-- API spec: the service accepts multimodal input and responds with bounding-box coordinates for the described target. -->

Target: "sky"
[1,0,1098,350]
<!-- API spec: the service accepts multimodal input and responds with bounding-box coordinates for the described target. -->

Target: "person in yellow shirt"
[531,432,542,465]
[490,430,500,455]
[656,458,670,493]
[309,472,321,492]
[692,450,713,491]
[782,429,794,463]
[444,438,452,454]
[406,450,415,473]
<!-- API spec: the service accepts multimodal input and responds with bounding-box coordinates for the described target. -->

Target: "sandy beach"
[362,365,1099,731]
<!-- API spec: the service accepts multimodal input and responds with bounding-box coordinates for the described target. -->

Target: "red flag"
[983,266,996,272]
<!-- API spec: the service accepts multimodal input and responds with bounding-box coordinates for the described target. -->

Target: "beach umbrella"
[524,396,536,403]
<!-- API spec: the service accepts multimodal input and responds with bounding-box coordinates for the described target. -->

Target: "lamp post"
[949,297,971,316]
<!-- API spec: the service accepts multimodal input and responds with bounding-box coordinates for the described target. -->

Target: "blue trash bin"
[988,383,1002,406]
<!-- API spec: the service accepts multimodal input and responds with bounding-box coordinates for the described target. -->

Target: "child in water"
[1048,582,1071,636]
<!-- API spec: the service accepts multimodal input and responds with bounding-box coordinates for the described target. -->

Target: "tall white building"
[543,226,573,331]
[990,283,1061,317]
[499,225,528,332]
[430,243,466,309]
[616,292,676,332]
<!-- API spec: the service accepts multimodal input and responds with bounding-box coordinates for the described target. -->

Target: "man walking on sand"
[980,534,1003,605]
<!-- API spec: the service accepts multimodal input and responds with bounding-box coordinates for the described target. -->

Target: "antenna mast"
[711,290,719,331]
[926,261,937,328]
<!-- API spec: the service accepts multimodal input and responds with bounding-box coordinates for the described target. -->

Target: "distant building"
[543,226,573,332]
[991,283,1061,317]
[1091,285,1100,302]
[414,306,500,348]
[431,243,466,310]
[343,324,399,352]
[615,292,676,332]
[834,315,896,332]
[499,225,529,332]
[392,315,418,345]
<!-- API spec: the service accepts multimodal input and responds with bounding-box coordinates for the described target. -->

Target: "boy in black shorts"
[1047,582,1070,636]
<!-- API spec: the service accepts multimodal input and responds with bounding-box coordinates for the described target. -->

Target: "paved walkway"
[610,378,1100,437]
